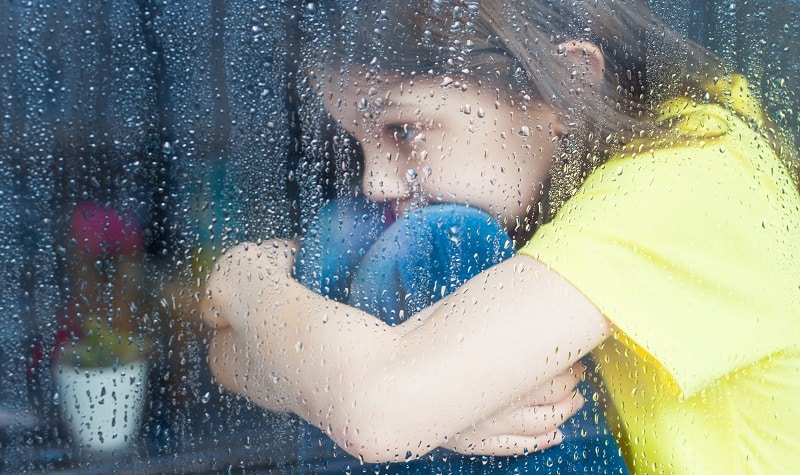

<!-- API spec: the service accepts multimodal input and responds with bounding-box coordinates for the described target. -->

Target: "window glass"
[1,0,798,472]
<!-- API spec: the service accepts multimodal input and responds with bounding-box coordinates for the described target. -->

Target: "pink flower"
[70,201,143,256]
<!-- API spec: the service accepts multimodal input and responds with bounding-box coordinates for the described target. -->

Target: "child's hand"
[202,239,302,412]
[445,362,586,456]
[204,239,298,329]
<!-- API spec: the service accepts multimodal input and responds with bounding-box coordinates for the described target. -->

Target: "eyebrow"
[375,103,435,126]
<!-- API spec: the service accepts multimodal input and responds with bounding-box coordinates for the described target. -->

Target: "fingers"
[199,244,246,331]
[202,239,303,414]
[487,391,586,436]
[447,429,565,457]
[446,386,586,457]
[519,361,584,406]
[201,239,299,331]
[199,290,230,329]
[207,327,244,393]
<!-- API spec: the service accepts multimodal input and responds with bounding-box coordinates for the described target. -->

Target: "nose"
[360,149,411,204]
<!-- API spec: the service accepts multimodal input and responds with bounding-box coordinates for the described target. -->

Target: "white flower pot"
[54,360,148,453]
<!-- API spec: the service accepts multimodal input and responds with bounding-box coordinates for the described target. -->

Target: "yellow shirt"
[520,76,800,473]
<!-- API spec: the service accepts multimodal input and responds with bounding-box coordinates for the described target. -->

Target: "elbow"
[326,400,439,464]
[319,337,443,463]
[337,435,401,464]
[335,426,436,464]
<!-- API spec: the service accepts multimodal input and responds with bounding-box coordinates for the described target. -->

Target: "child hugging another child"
[204,0,800,473]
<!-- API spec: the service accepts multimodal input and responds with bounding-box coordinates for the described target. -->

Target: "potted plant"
[53,317,151,454]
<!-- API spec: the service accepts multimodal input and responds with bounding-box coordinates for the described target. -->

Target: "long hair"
[301,0,740,214]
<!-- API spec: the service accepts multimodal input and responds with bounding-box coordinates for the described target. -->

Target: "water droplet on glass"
[447,226,461,243]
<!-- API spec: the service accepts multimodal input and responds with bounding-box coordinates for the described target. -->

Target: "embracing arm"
[204,240,611,463]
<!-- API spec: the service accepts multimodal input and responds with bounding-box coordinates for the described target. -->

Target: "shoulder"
[520,86,800,396]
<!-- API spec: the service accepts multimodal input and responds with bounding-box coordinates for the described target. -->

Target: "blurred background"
[0,0,798,472]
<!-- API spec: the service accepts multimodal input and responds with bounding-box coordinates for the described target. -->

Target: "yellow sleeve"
[520,102,800,398]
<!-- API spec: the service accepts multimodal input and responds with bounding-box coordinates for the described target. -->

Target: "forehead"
[317,67,502,120]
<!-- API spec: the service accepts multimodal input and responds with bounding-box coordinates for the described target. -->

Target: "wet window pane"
[1,0,798,472]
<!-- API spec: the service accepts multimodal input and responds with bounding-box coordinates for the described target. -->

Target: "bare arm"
[204,240,611,463]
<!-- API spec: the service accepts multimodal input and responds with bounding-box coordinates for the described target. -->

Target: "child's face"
[322,72,564,234]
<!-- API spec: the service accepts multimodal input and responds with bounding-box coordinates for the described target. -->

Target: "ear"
[557,40,605,87]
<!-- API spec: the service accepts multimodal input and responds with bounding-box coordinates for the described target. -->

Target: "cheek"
[521,138,558,182]
[495,157,550,209]
[411,166,471,203]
